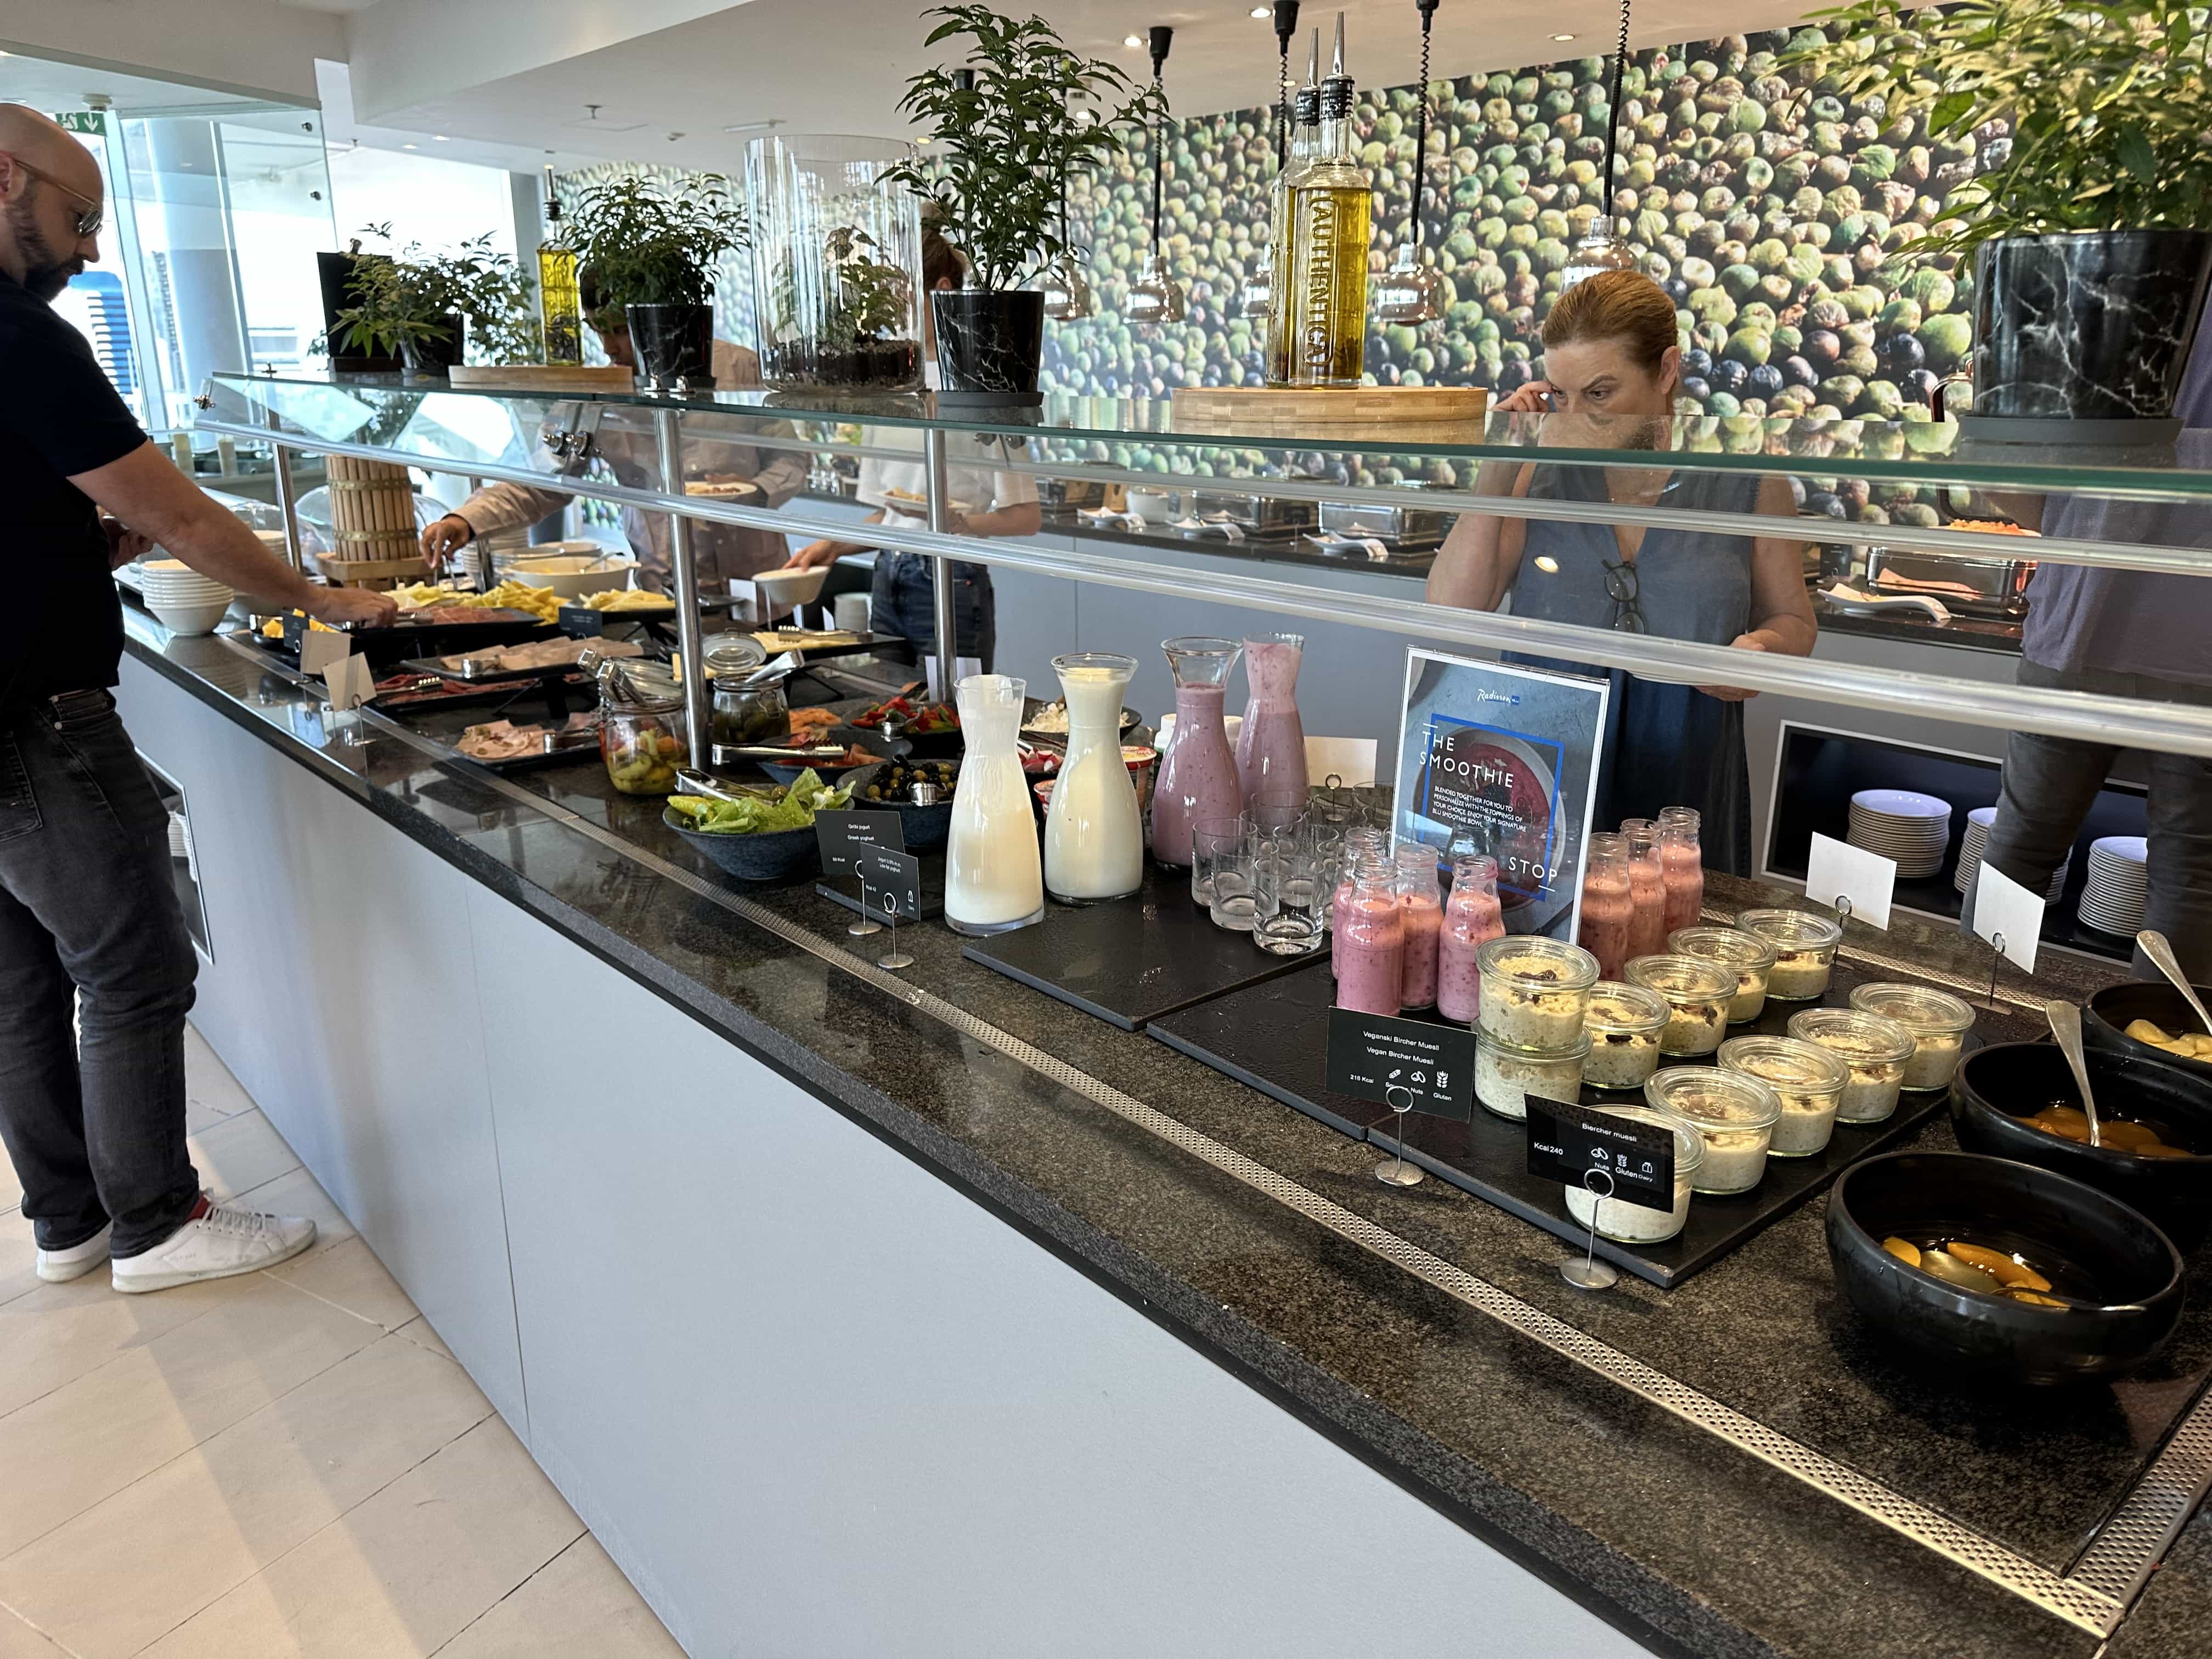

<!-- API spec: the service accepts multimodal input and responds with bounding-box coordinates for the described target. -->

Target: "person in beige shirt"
[421,278,805,591]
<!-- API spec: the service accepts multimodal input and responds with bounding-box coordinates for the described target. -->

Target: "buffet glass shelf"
[198,371,2212,763]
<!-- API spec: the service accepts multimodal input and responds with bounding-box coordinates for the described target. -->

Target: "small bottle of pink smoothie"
[1334,857,1404,1017]
[1622,819,1668,962]
[1579,832,1635,979]
[1394,843,1443,1011]
[1657,805,1705,934]
[1328,827,1388,978]
[1437,854,1504,1024]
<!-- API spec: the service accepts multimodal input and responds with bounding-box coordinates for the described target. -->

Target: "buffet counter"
[116,608,2212,1659]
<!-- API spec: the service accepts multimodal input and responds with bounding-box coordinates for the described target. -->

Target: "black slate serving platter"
[961,862,1323,1031]
[1151,956,2043,1287]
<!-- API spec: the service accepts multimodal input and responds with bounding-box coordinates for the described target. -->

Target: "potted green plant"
[330,227,537,379]
[567,174,749,390]
[884,5,1163,404]
[1788,1,2211,437]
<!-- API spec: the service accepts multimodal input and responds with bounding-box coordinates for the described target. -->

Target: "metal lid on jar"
[1624,953,1737,1003]
[1475,934,1600,992]
[1583,981,1671,1034]
[704,636,768,676]
[1785,1006,1918,1065]
[1580,1103,1706,1172]
[1667,924,1776,972]
[1645,1065,1780,1130]
[1717,1035,1850,1097]
[1734,907,1843,951]
[1849,981,1977,1037]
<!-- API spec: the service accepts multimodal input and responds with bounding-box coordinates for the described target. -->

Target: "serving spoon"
[2045,998,2103,1149]
[2136,929,2212,1039]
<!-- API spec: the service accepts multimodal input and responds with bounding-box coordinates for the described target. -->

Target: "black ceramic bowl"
[1826,1151,2185,1386]
[839,761,957,850]
[1950,1041,2212,1248]
[662,809,819,882]
[2085,979,2212,1085]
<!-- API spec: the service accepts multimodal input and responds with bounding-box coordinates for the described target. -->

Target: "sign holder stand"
[1560,1170,1621,1291]
[848,871,883,938]
[1985,931,2006,1013]
[1374,1084,1424,1187]
[877,891,915,971]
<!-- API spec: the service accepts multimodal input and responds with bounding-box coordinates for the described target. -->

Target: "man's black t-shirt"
[0,269,149,714]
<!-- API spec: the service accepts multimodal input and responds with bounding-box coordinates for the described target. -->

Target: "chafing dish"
[1863,544,2035,617]
[1317,501,1449,547]
[1190,489,1315,537]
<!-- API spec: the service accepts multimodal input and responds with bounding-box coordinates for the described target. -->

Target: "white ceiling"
[363,0,1819,173]
[0,52,289,117]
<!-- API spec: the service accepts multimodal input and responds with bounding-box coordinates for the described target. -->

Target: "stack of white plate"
[139,560,235,636]
[2078,836,2149,935]
[1954,806,2068,902]
[1847,788,1953,878]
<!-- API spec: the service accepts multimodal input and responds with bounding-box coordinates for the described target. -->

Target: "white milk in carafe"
[1043,656,1142,902]
[943,674,1046,935]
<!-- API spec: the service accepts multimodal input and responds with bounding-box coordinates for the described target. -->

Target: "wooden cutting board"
[1169,384,1487,437]
[448,364,637,393]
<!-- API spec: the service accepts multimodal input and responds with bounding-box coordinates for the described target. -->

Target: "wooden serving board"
[1170,384,1487,438]
[448,364,637,393]
[313,554,427,591]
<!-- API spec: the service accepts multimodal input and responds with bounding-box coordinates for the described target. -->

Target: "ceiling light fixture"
[1560,0,1639,291]
[721,119,785,134]
[1375,0,1450,326]
[431,134,449,141]
[1123,33,1143,47]
[1126,26,1185,327]
[402,143,417,150]
[1551,32,1576,41]
[1250,5,1271,15]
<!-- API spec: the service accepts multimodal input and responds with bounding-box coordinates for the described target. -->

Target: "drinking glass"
[1191,816,1248,908]
[1245,786,1310,839]
[1210,832,1276,933]
[1255,834,1325,955]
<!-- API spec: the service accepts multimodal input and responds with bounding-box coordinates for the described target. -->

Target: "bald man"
[0,105,393,1295]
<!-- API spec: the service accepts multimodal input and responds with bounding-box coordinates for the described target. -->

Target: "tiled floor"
[0,1025,686,1659]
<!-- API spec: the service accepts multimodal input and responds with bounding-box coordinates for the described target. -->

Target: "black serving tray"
[1150,956,2044,1287]
[961,862,1322,1031]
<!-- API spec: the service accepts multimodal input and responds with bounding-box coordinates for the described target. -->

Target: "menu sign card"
[861,848,924,922]
[1391,650,1609,944]
[1805,832,1896,931]
[1971,861,2044,974]
[1525,1096,1676,1211]
[815,809,905,877]
[1324,1009,1476,1121]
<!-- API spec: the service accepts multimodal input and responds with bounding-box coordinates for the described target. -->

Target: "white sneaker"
[111,1197,317,1294]
[35,1223,114,1283]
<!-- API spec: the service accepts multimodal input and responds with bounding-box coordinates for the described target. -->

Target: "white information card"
[1804,832,1897,932]
[1971,861,2044,974]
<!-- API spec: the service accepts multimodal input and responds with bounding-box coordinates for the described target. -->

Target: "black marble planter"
[399,314,465,380]
[627,302,716,390]
[932,290,1045,407]
[1973,230,2212,423]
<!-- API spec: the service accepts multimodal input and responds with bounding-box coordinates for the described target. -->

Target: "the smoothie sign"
[1390,650,1610,944]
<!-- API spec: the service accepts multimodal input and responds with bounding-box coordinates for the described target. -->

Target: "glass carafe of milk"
[944,674,1046,936]
[1044,653,1143,904]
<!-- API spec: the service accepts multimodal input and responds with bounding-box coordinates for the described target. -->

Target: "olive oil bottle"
[537,168,583,366]
[1263,41,1322,385]
[1280,14,1370,388]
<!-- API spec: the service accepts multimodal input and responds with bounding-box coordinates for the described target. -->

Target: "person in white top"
[420,270,806,591]
[782,228,1039,670]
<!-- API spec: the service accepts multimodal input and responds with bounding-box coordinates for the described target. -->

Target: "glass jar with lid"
[1717,1036,1850,1157]
[1475,1029,1590,1121]
[1645,1066,1781,1194]
[1624,954,1736,1056]
[1848,983,1978,1092]
[1560,1105,1705,1244]
[599,678,687,797]
[1474,936,1600,1049]
[1581,981,1671,1091]
[1667,925,1778,1024]
[705,637,785,750]
[1734,908,1844,1001]
[1786,1007,1918,1124]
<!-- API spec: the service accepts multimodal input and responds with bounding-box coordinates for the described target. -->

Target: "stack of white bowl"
[1954,806,2068,902]
[2078,836,2149,936]
[139,559,235,636]
[1846,788,1953,878]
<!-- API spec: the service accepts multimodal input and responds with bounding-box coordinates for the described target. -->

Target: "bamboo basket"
[318,455,420,581]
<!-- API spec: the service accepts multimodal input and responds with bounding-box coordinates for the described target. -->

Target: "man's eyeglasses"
[1602,558,1647,634]
[3,154,104,238]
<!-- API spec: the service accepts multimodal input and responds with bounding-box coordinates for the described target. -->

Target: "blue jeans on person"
[870,552,996,674]
[0,690,200,1257]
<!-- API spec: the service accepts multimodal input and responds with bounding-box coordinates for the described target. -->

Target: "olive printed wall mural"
[1045,26,1989,470]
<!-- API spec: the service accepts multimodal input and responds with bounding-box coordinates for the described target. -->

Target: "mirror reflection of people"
[1426,270,1817,874]
[780,224,1040,672]
[420,269,805,591]
[0,105,392,1295]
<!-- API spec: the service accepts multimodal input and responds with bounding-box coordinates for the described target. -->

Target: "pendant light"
[1560,0,1639,290]
[1126,26,1186,326]
[1237,1,1301,323]
[1373,0,1449,326]
[1040,99,1096,320]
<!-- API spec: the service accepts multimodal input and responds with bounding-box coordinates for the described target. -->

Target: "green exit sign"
[55,111,104,135]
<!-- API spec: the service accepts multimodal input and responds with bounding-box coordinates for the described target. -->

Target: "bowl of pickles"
[1826,1152,2184,1385]
[1950,1041,2212,1248]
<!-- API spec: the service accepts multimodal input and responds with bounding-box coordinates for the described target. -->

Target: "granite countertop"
[124,617,2209,1659]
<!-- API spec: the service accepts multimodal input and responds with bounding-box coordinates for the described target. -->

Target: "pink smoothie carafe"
[1235,631,1309,804]
[1149,636,1244,868]
[1437,854,1504,1024]
[1657,805,1705,933]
